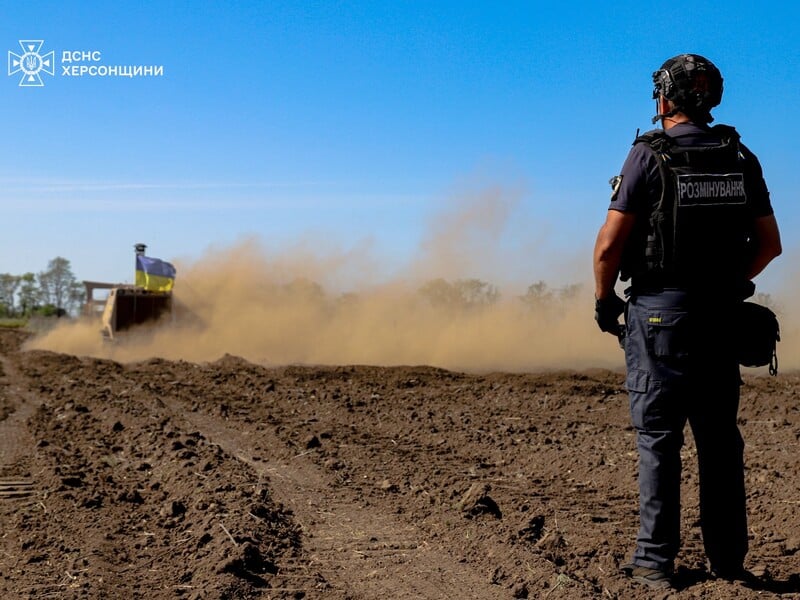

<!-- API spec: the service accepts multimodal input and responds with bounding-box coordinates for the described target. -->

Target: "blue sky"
[2,1,797,291]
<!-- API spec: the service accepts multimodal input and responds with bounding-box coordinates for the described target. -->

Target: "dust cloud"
[766,250,800,372]
[26,186,795,374]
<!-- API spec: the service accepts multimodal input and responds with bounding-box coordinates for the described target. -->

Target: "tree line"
[418,278,582,310]
[0,257,84,318]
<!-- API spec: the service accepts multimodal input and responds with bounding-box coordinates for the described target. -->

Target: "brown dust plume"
[27,187,793,374]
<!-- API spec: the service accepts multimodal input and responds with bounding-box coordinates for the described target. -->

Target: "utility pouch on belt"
[738,302,780,375]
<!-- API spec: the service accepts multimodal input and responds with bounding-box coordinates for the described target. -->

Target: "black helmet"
[652,54,723,123]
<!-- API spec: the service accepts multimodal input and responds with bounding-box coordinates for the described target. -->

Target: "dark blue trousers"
[624,289,748,572]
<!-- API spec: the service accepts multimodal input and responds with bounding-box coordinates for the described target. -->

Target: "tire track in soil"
[0,352,42,480]
[166,399,505,600]
[2,343,312,600]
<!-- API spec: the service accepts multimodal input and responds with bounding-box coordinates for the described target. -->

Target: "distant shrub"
[0,318,27,329]
[419,278,499,310]
[519,281,582,311]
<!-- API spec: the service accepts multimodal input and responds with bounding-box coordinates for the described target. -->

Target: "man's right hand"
[594,293,625,335]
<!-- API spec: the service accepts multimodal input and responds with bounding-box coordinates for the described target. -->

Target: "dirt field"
[1,327,799,599]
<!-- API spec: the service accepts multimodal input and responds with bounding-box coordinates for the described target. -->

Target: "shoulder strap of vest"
[634,125,741,146]
[708,124,745,160]
[635,125,744,164]
[628,130,674,274]
[632,128,671,151]
[708,123,741,142]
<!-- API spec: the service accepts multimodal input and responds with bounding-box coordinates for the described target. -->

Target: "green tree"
[0,274,20,317]
[17,273,40,317]
[37,257,84,316]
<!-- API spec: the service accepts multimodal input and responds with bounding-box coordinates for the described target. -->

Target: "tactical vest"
[620,125,753,290]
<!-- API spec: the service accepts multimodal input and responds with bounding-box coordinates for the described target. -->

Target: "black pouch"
[738,302,780,375]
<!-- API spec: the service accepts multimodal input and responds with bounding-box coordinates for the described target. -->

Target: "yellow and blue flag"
[135,255,176,292]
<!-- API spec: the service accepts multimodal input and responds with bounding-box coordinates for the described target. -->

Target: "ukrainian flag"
[135,255,176,292]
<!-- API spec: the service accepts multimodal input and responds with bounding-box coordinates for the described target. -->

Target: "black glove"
[595,293,625,335]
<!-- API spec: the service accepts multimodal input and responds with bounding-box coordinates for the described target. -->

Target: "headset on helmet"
[651,54,723,124]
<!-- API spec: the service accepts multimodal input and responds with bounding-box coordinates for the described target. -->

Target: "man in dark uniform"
[592,54,782,589]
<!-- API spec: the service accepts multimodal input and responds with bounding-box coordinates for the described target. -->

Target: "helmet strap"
[651,98,679,125]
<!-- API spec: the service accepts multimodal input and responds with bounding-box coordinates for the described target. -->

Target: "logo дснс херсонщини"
[8,40,54,86]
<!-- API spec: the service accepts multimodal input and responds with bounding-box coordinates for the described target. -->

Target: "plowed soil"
[0,328,799,599]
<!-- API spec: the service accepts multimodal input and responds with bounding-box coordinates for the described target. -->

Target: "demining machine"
[83,243,175,339]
